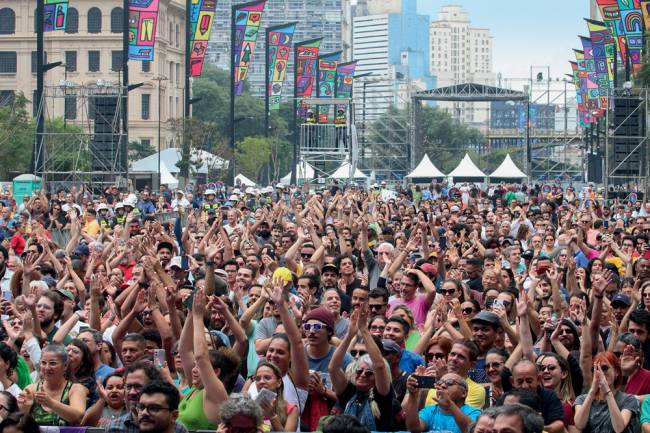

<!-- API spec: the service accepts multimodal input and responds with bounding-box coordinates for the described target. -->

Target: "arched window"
[110,7,123,33]
[0,8,15,34]
[65,7,78,33]
[87,7,102,33]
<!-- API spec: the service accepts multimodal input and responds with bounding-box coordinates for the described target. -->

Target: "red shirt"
[625,367,650,395]
[10,233,26,256]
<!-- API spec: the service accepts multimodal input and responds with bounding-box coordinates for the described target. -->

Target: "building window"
[0,90,14,107]
[65,7,78,33]
[111,50,122,72]
[142,61,150,72]
[65,51,77,72]
[0,52,17,74]
[0,8,16,34]
[110,7,123,33]
[31,51,48,73]
[88,7,102,33]
[88,50,100,72]
[64,95,77,119]
[141,94,150,120]
[175,24,180,47]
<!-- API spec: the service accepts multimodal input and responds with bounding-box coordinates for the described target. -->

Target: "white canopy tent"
[280,160,317,184]
[448,153,486,182]
[330,160,367,180]
[405,154,446,182]
[235,173,256,186]
[489,154,528,180]
[159,163,179,189]
[131,148,228,175]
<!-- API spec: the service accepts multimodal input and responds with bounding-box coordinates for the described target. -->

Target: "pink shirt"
[387,294,433,329]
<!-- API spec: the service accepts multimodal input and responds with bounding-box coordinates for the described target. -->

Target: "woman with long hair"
[0,391,17,422]
[0,343,20,397]
[536,352,575,427]
[574,352,639,433]
[16,344,87,425]
[66,339,96,406]
[251,361,298,432]
[484,348,509,408]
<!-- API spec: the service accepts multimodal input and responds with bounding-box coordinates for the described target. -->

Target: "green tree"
[128,140,156,162]
[236,136,271,181]
[0,92,33,178]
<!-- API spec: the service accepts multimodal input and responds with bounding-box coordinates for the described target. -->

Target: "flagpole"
[265,27,270,138]
[229,3,236,186]
[291,41,298,185]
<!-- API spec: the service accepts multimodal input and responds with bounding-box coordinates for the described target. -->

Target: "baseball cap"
[611,293,631,307]
[74,244,90,257]
[471,311,501,328]
[166,256,188,271]
[322,263,339,275]
[382,339,402,354]
[55,289,75,302]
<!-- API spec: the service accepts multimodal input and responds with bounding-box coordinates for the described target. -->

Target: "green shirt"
[177,387,217,431]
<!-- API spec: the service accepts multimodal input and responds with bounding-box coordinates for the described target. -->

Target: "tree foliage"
[0,93,33,178]
[129,140,156,162]
[236,136,271,181]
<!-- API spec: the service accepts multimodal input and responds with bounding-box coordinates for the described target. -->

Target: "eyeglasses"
[303,323,325,332]
[537,364,558,372]
[350,350,367,357]
[425,352,446,361]
[135,404,170,414]
[440,289,455,295]
[486,362,503,370]
[301,253,313,259]
[369,325,385,332]
[368,304,386,311]
[355,368,374,378]
[462,308,475,315]
[436,379,465,388]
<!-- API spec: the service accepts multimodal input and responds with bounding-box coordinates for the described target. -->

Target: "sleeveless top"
[177,387,217,431]
[31,381,73,426]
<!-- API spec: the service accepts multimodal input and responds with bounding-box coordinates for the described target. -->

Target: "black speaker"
[612,96,645,179]
[587,153,602,183]
[91,96,122,172]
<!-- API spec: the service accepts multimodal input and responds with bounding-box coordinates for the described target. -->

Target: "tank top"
[177,387,217,430]
[31,381,73,426]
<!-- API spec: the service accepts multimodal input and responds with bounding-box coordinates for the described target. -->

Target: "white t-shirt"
[0,382,21,397]
[248,374,308,415]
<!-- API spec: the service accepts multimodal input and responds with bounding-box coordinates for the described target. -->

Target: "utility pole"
[153,76,168,191]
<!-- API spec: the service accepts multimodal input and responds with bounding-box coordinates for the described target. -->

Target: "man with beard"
[255,221,273,246]
[137,382,181,433]
[321,263,351,313]
[156,242,174,268]
[222,260,239,292]
[107,362,187,433]
[613,332,650,396]
[165,257,189,287]
[469,311,503,383]
[235,266,255,297]
[31,290,69,344]
[611,293,632,324]
[628,309,650,370]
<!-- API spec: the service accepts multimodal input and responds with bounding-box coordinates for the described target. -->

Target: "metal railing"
[299,124,350,154]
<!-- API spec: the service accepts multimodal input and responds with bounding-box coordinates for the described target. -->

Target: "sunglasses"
[537,364,558,372]
[440,289,455,295]
[303,323,325,332]
[462,308,475,315]
[486,362,503,370]
[350,350,367,357]
[425,352,446,361]
[355,368,374,378]
[369,304,386,311]
[301,253,313,259]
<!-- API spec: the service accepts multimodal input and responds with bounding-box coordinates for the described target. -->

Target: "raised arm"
[358,305,390,396]
[329,308,358,395]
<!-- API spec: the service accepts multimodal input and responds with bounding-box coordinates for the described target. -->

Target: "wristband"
[594,295,603,299]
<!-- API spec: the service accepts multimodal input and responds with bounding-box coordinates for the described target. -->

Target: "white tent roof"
[235,173,256,186]
[490,154,528,179]
[280,160,317,183]
[160,163,179,188]
[405,154,445,179]
[448,153,486,179]
[330,161,367,180]
[131,148,227,174]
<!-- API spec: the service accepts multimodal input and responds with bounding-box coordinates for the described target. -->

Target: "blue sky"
[416,0,590,86]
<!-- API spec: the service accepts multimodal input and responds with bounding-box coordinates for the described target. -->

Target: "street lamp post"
[153,76,168,191]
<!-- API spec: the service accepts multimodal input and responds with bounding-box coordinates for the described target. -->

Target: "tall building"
[352,0,433,119]
[429,5,494,126]
[206,0,344,99]
[0,0,186,150]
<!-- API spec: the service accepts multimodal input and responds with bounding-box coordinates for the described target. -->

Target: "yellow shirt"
[83,219,101,235]
[425,377,485,409]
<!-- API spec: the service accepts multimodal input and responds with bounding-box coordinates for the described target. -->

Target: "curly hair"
[219,393,263,427]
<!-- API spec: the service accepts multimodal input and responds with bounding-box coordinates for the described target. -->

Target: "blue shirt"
[418,403,481,433]
[95,363,115,382]
[399,350,425,374]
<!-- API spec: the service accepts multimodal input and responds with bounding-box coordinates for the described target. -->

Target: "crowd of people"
[0,180,649,433]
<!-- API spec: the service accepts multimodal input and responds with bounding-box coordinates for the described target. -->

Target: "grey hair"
[219,393,263,426]
[42,344,68,364]
[377,242,394,253]
[617,332,643,353]
[344,354,392,383]
[468,407,499,433]
[91,241,104,253]
[495,403,544,433]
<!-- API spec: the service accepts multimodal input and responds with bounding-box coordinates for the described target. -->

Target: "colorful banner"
[317,51,342,123]
[128,0,160,61]
[189,0,217,76]
[44,0,68,32]
[574,50,595,124]
[642,0,650,28]
[596,0,628,63]
[617,0,644,73]
[586,20,614,108]
[295,38,323,98]
[233,0,267,96]
[569,62,585,127]
[267,22,297,110]
[335,62,357,99]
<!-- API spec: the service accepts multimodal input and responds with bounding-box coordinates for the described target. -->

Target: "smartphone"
[493,299,504,309]
[537,265,549,275]
[604,220,609,229]
[153,349,166,368]
[439,236,447,250]
[255,388,277,405]
[412,375,437,389]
